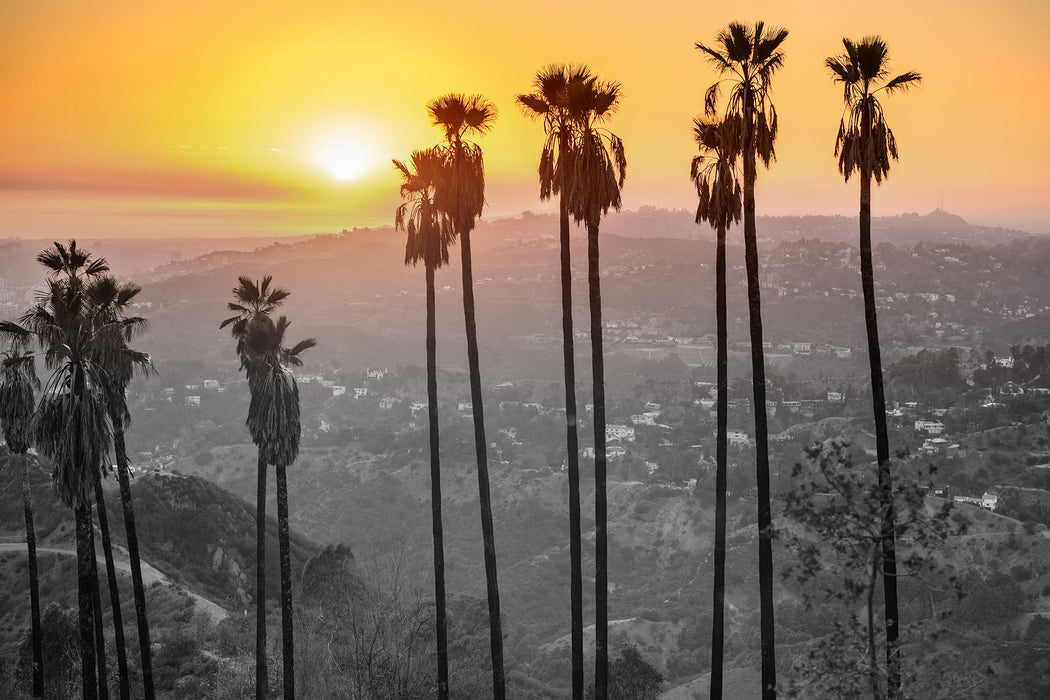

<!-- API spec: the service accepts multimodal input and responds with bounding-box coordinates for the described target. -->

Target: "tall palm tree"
[220,276,296,700]
[427,92,506,698]
[394,147,455,699]
[827,36,921,699]
[85,276,156,700]
[516,64,592,699]
[697,21,788,699]
[3,274,115,700]
[562,74,626,700]
[690,115,742,700]
[243,315,314,700]
[0,347,44,699]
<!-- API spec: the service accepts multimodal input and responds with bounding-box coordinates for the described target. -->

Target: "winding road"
[0,541,228,622]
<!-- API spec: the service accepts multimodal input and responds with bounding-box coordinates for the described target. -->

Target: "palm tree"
[562,74,626,700]
[394,147,455,699]
[244,315,314,700]
[827,36,921,699]
[697,21,788,699]
[3,274,115,700]
[0,347,44,699]
[85,276,156,700]
[690,115,742,700]
[220,276,299,700]
[427,92,505,698]
[516,64,592,698]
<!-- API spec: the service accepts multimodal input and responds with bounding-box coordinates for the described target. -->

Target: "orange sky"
[1,0,1048,238]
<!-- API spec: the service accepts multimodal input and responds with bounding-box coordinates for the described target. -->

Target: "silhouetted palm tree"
[394,147,455,699]
[221,276,304,700]
[3,264,117,700]
[516,63,593,699]
[562,74,626,700]
[697,21,788,699]
[690,115,742,700]
[85,276,156,700]
[827,36,921,699]
[244,315,314,700]
[427,92,506,698]
[0,347,44,699]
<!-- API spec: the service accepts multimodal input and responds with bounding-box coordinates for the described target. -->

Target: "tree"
[690,115,741,699]
[0,348,44,699]
[585,645,663,700]
[783,441,958,699]
[427,92,505,698]
[243,314,315,700]
[394,147,455,699]
[220,275,293,700]
[516,63,593,699]
[2,243,120,700]
[697,22,788,698]
[16,602,81,699]
[562,74,626,699]
[84,276,156,700]
[826,36,921,698]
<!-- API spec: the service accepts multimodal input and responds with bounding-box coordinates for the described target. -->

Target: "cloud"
[0,166,307,202]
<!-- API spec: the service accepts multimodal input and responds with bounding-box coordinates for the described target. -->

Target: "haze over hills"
[4,208,1050,697]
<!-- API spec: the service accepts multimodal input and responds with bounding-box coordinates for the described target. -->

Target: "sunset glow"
[1,1,1048,237]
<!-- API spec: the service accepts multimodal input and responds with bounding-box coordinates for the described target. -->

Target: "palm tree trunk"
[89,514,110,700]
[559,195,584,700]
[256,454,269,700]
[76,505,99,700]
[426,261,450,700]
[275,463,295,700]
[20,454,44,699]
[867,549,881,700]
[743,118,777,700]
[710,221,728,700]
[112,425,155,700]
[859,118,901,695]
[587,218,609,700]
[458,227,505,698]
[93,474,130,700]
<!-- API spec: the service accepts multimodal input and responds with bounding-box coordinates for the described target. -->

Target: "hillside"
[0,450,320,656]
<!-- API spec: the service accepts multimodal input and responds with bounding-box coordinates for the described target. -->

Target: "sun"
[315,137,373,181]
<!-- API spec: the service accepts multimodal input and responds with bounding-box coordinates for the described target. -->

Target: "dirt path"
[0,542,228,622]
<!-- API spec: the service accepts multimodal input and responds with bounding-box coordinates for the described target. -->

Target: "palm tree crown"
[0,350,39,454]
[690,116,743,230]
[244,315,316,469]
[516,64,593,201]
[563,76,626,228]
[696,21,788,166]
[220,275,291,365]
[827,36,922,183]
[394,148,454,269]
[427,93,497,237]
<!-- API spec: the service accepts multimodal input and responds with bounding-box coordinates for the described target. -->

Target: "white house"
[914,420,945,435]
[184,395,200,406]
[332,385,346,397]
[727,430,750,447]
[981,492,999,511]
[606,425,636,442]
[354,387,368,399]
[203,379,220,390]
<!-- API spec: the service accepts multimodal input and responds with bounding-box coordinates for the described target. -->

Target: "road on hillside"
[0,542,228,622]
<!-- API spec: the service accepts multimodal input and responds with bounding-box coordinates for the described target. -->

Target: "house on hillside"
[914,420,945,435]
[727,430,750,447]
[606,425,636,442]
[981,492,999,511]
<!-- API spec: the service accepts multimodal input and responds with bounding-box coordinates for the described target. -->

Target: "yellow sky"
[1,0,1048,237]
